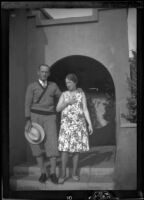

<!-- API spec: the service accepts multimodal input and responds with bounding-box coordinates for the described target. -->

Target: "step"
[13,146,115,177]
[79,146,115,168]
[13,164,114,177]
[10,174,114,190]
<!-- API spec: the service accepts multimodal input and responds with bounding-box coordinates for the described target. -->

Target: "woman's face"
[65,78,76,91]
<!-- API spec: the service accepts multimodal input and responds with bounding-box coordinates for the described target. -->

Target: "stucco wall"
[114,125,137,189]
[9,9,130,166]
[9,10,28,171]
[27,9,129,115]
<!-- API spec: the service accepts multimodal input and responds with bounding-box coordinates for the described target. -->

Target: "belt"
[31,109,56,115]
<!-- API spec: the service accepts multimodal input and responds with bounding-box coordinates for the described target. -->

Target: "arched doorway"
[50,55,116,146]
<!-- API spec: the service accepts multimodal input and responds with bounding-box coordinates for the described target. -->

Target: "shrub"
[122,50,137,123]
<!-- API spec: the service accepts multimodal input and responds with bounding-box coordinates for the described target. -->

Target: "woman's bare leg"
[61,152,68,177]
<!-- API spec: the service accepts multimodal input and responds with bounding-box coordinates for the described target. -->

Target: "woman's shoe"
[58,176,67,184]
[72,175,80,181]
[50,173,58,184]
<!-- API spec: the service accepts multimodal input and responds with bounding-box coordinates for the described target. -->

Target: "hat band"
[28,133,41,141]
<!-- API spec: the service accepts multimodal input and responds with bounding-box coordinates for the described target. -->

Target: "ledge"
[120,123,137,128]
[35,9,98,27]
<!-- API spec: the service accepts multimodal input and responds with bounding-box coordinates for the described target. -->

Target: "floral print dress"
[58,90,89,152]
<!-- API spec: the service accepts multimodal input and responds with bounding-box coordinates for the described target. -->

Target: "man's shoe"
[39,173,47,183]
[50,173,58,184]
[58,176,67,184]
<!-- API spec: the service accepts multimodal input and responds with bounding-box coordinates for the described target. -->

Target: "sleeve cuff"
[25,117,31,122]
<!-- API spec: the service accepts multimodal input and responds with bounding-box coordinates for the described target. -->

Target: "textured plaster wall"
[9,9,130,166]
[27,9,129,116]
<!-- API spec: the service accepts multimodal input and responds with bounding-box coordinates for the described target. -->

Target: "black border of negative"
[1,1,144,200]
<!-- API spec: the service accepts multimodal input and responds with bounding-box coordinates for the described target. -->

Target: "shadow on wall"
[25,13,49,164]
[27,12,49,82]
[8,9,50,170]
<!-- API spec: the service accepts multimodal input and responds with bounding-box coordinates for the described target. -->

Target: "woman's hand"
[88,123,93,135]
[66,96,77,105]
[68,98,77,105]
[56,92,77,112]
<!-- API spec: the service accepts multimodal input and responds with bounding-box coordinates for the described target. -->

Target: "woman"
[56,73,93,184]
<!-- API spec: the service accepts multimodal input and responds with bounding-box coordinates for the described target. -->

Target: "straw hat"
[25,122,45,144]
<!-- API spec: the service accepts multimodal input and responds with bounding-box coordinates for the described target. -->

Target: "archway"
[50,55,116,146]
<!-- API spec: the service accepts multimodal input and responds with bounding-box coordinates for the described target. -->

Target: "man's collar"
[38,79,47,87]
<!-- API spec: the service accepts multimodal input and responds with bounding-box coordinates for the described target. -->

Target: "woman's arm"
[56,93,68,112]
[82,92,93,135]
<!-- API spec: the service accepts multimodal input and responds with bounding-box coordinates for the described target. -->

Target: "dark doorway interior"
[50,55,116,146]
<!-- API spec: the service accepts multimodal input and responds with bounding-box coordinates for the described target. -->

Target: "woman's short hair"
[66,73,78,84]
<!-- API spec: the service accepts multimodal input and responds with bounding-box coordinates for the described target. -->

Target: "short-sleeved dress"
[58,89,89,152]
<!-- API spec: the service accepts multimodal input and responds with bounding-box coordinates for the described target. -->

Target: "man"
[25,64,61,184]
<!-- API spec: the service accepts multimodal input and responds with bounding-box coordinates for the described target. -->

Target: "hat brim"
[25,122,45,145]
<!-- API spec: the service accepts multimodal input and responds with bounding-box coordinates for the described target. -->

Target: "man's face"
[38,65,50,81]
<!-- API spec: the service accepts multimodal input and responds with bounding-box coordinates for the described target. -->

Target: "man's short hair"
[38,64,50,71]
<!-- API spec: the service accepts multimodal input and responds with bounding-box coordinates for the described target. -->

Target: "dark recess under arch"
[50,55,116,146]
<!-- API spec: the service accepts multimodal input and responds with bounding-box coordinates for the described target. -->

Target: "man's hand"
[25,120,32,132]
